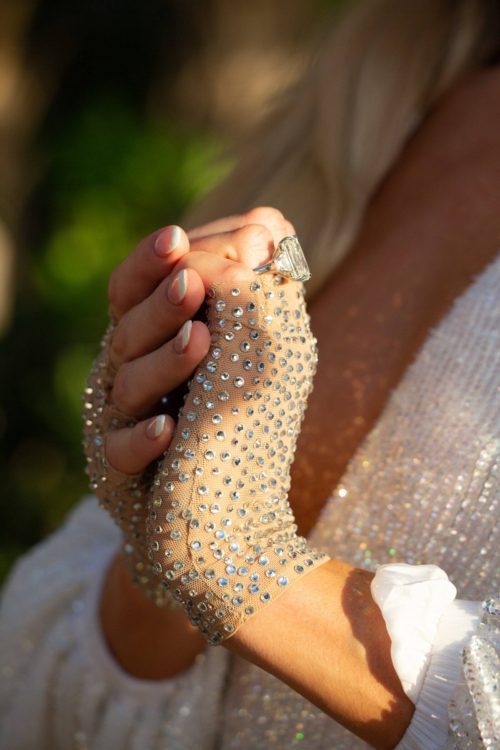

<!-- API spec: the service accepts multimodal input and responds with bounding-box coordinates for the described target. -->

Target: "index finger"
[108,225,190,320]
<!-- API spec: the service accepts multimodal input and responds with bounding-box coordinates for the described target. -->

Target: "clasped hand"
[84,207,328,640]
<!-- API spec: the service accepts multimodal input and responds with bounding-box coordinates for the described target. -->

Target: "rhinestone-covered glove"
[83,324,176,607]
[147,273,330,643]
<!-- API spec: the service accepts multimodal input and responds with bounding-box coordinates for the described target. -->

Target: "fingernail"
[168,269,188,305]
[174,320,192,353]
[154,226,182,257]
[146,414,166,439]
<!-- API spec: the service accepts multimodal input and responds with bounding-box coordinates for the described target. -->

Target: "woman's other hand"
[90,207,297,677]
[104,207,294,478]
[83,207,295,603]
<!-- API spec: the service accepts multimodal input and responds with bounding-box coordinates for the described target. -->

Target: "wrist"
[226,558,414,749]
[99,549,206,680]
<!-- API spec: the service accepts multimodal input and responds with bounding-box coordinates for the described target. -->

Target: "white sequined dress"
[1,256,498,749]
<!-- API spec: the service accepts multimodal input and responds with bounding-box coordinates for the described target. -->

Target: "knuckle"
[111,365,133,413]
[244,206,293,242]
[222,261,254,287]
[110,321,128,362]
[104,433,118,468]
[244,206,284,226]
[215,239,238,261]
[233,223,272,249]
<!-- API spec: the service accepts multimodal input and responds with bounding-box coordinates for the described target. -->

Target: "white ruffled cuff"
[395,599,482,750]
[371,563,482,750]
[371,563,457,702]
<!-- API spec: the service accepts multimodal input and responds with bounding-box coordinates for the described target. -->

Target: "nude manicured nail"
[174,320,192,353]
[154,226,181,257]
[168,269,188,305]
[146,414,166,439]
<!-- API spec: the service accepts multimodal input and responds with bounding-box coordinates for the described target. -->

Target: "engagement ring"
[253,235,311,282]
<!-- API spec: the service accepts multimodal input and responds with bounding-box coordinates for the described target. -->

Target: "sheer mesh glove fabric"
[147,273,329,644]
[83,325,176,607]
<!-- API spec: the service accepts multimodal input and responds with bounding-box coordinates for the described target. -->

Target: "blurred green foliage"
[0,99,229,581]
[0,0,340,584]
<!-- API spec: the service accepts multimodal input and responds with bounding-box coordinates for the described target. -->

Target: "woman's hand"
[145,235,328,643]
[85,207,299,676]
[92,208,294,472]
[83,208,295,602]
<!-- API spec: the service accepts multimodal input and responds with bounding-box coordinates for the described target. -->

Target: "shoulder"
[367,65,500,290]
[424,66,500,282]
[436,65,500,143]
[416,65,500,166]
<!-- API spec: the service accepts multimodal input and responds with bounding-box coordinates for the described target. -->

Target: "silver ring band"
[253,260,274,275]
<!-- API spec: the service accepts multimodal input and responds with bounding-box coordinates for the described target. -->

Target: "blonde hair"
[186,0,500,295]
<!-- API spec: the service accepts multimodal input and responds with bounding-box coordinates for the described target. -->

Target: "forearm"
[98,540,413,744]
[226,559,414,750]
[99,550,206,679]
[98,552,412,748]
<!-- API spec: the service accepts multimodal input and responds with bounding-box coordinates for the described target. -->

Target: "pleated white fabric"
[0,499,229,750]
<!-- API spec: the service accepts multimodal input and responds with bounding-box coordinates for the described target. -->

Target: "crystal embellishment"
[253,235,311,282]
[273,236,311,282]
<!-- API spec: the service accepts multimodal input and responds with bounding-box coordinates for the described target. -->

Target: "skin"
[99,66,500,748]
